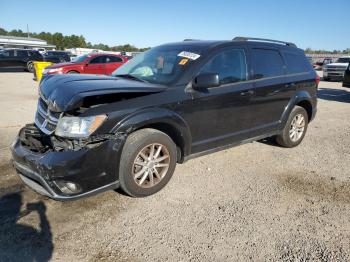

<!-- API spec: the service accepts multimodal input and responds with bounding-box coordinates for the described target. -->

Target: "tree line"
[0,27,150,52]
[304,47,350,55]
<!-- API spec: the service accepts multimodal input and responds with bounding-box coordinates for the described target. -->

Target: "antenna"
[27,24,29,38]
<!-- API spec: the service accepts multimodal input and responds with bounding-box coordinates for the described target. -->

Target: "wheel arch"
[281,91,315,126]
[113,108,192,163]
[296,99,313,121]
[67,70,80,74]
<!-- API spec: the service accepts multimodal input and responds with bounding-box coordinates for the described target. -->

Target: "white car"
[323,56,350,81]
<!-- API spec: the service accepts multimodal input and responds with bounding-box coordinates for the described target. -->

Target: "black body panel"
[12,39,318,200]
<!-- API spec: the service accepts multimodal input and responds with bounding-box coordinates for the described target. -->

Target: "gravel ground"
[0,72,349,261]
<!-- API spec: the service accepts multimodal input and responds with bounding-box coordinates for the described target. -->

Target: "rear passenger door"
[15,50,29,67]
[248,48,293,132]
[84,56,107,74]
[105,56,124,75]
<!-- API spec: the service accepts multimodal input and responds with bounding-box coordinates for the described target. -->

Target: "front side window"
[107,56,123,63]
[199,49,247,85]
[251,49,285,79]
[89,56,106,64]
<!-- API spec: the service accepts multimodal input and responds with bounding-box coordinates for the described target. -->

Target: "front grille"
[325,66,347,71]
[35,98,60,135]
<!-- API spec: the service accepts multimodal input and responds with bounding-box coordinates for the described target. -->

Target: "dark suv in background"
[12,37,318,200]
[0,48,43,72]
[43,50,71,63]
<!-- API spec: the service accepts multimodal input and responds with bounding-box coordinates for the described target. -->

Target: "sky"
[0,0,349,50]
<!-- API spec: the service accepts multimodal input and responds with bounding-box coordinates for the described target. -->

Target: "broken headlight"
[55,115,107,138]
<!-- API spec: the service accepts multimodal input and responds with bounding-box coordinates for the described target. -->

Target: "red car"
[42,53,128,76]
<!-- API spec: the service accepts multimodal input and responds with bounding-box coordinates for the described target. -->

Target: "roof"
[0,35,55,48]
[0,35,46,43]
[157,39,300,55]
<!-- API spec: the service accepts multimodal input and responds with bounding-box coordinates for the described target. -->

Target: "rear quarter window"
[251,49,285,79]
[283,51,312,74]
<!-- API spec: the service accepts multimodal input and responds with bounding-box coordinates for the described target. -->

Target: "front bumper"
[11,127,124,201]
[323,70,345,79]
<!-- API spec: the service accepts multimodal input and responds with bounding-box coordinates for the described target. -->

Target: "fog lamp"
[55,181,81,194]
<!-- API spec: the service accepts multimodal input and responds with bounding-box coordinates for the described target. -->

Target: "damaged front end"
[11,74,166,200]
[11,123,126,200]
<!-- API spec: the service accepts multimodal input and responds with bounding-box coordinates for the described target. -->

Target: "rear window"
[251,49,285,79]
[283,51,312,74]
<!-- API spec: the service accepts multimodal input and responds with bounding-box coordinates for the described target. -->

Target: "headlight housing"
[55,115,107,138]
[43,68,63,74]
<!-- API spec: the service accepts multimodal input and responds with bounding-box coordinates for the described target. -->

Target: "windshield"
[335,57,350,63]
[73,54,89,63]
[112,45,203,85]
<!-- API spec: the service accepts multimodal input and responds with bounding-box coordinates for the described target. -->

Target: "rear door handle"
[240,90,254,96]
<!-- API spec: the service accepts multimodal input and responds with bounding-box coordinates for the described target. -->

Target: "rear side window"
[283,52,312,74]
[200,49,247,85]
[251,49,285,79]
[17,50,28,57]
[0,50,11,57]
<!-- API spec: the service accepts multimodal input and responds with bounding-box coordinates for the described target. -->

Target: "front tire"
[119,128,177,197]
[67,70,79,74]
[276,106,308,148]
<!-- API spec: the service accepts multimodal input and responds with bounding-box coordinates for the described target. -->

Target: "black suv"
[43,51,71,63]
[0,49,43,72]
[11,37,318,200]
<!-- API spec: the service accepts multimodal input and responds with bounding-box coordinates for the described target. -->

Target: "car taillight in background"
[315,75,320,86]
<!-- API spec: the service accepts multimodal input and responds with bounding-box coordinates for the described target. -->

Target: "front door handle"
[240,90,254,96]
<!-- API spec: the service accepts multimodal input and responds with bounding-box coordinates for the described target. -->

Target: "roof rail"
[233,37,297,47]
[183,39,201,41]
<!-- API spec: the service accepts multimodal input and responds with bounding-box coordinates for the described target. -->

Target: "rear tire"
[26,61,34,73]
[119,128,177,197]
[323,77,330,81]
[276,106,308,148]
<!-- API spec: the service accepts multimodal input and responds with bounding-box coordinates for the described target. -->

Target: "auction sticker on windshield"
[178,51,200,60]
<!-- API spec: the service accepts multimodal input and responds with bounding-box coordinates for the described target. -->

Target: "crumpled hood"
[39,74,167,112]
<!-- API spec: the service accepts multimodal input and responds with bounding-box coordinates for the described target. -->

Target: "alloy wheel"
[132,143,170,188]
[289,113,305,142]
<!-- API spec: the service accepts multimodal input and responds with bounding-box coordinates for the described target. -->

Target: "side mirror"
[192,73,219,90]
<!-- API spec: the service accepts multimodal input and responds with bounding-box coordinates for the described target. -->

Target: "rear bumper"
[11,127,125,201]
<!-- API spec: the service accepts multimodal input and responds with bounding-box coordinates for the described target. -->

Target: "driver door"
[183,48,256,153]
[84,55,107,74]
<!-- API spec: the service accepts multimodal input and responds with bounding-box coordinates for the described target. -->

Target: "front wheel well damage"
[134,123,186,163]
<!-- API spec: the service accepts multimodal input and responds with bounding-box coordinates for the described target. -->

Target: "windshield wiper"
[114,74,149,83]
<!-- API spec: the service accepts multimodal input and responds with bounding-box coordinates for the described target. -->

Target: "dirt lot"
[0,72,349,261]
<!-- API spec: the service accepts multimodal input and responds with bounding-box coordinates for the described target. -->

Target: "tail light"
[315,75,320,86]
